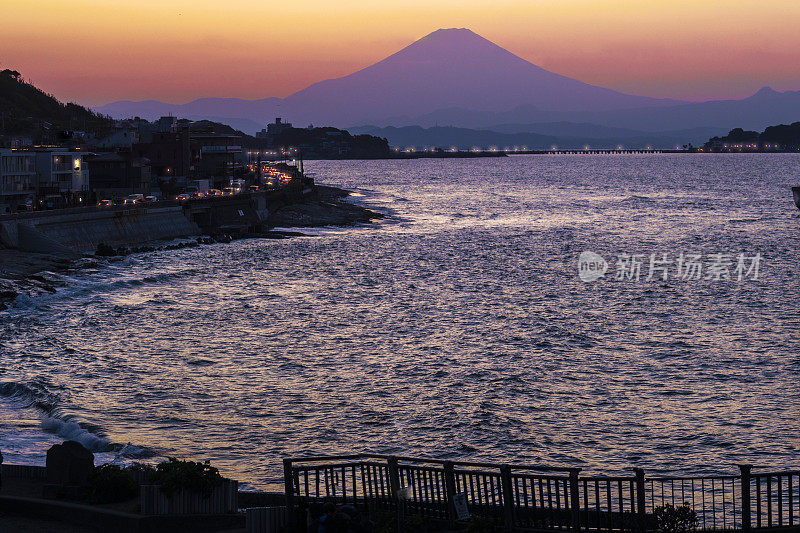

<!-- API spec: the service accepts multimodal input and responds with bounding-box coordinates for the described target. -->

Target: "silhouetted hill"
[269,127,390,158]
[704,122,800,150]
[177,120,391,158]
[351,126,556,150]
[376,87,800,132]
[0,68,113,140]
[182,118,244,136]
[351,124,717,150]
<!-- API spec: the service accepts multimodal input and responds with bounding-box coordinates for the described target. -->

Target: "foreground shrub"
[654,502,699,533]
[89,464,137,503]
[149,458,223,497]
[127,461,155,477]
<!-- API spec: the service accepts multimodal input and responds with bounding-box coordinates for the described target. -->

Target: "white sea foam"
[1,380,155,460]
[40,418,113,452]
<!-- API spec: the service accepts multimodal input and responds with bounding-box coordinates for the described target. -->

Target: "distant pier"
[516,148,684,155]
[390,148,688,158]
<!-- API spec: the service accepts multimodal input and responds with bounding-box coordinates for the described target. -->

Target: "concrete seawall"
[0,206,201,254]
[0,190,292,255]
[0,185,380,258]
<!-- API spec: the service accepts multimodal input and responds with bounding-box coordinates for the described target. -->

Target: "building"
[190,133,243,185]
[256,118,293,139]
[85,153,151,198]
[34,149,87,194]
[0,149,37,211]
[154,116,177,133]
[93,128,139,150]
[133,130,191,180]
[133,121,243,187]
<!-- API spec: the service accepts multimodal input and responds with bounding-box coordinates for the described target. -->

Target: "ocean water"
[2,154,800,490]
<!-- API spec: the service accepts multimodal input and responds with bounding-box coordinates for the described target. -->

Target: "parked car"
[17,198,34,211]
[123,194,144,205]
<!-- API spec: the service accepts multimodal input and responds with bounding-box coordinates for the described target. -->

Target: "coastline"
[0,184,383,311]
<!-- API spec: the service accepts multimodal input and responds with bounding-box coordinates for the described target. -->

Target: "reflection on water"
[2,154,800,489]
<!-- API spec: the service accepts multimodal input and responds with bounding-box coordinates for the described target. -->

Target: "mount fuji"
[95,29,800,137]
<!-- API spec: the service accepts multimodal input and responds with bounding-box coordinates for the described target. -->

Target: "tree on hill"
[761,122,800,145]
[0,68,114,141]
[705,127,758,146]
[722,128,759,142]
[703,123,800,150]
[182,119,244,136]
[271,126,390,158]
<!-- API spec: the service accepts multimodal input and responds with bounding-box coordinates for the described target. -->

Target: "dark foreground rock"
[46,441,94,485]
[315,185,350,201]
[258,230,310,239]
[268,200,383,227]
[0,248,72,276]
[0,267,77,308]
[94,239,204,258]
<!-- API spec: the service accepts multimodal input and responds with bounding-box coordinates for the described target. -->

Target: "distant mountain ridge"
[95,29,677,124]
[350,124,721,150]
[279,28,680,125]
[376,87,800,131]
[94,29,800,142]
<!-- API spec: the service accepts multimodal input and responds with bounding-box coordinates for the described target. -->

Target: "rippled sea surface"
[2,154,800,489]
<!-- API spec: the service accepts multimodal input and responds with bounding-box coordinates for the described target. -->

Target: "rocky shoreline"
[271,184,383,227]
[0,185,383,311]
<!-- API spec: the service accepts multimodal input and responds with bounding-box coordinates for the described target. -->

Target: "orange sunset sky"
[4,0,799,107]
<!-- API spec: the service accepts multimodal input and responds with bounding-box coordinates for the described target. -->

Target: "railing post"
[443,461,457,527]
[283,458,296,530]
[500,465,515,531]
[634,468,646,530]
[387,456,400,500]
[569,468,581,533]
[740,464,752,532]
[387,457,402,532]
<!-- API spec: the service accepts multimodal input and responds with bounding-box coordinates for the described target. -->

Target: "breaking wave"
[0,380,155,457]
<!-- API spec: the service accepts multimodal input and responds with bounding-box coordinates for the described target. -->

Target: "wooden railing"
[646,475,741,531]
[284,455,800,531]
[748,469,800,529]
